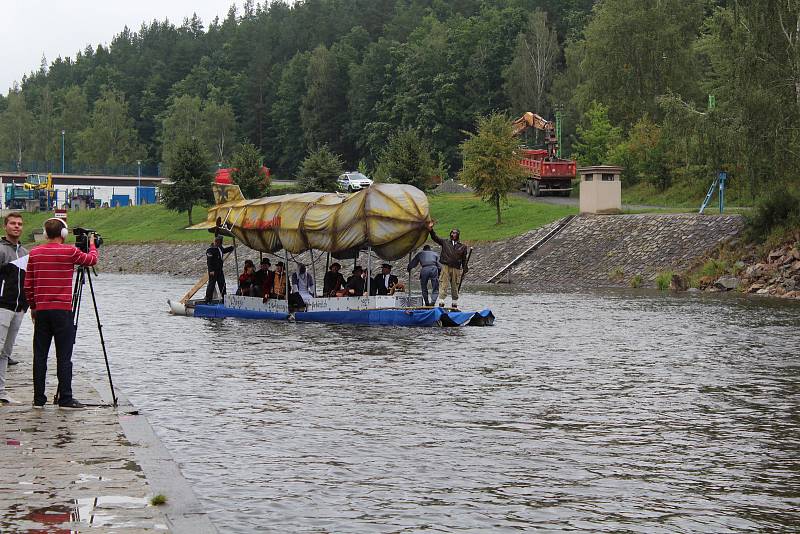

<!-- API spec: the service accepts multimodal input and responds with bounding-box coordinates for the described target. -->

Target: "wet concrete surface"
[0,346,211,533]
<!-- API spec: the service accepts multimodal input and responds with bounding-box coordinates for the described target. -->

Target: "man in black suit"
[371,263,399,296]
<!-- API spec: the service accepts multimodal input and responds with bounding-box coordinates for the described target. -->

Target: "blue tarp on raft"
[191,304,494,327]
[295,307,494,327]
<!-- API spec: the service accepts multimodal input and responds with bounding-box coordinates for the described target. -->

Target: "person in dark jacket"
[323,263,345,297]
[370,263,399,296]
[252,258,274,298]
[345,266,367,296]
[204,235,235,304]
[428,222,469,309]
[0,213,28,404]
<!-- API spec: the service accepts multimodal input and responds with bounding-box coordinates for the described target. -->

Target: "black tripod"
[71,265,118,407]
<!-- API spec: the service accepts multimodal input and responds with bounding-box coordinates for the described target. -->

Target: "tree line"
[0,0,797,202]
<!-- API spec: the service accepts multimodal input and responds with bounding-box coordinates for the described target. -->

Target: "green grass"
[150,494,167,506]
[14,192,573,245]
[428,193,576,242]
[622,181,754,208]
[655,271,674,290]
[18,204,211,245]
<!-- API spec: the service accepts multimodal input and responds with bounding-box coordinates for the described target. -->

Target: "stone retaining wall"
[96,213,745,291]
[473,213,744,289]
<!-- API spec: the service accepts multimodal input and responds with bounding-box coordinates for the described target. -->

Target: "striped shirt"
[24,242,98,311]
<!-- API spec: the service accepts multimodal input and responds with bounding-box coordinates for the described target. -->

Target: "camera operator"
[24,218,98,409]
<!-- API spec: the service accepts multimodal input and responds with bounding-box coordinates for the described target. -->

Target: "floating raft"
[169,295,494,328]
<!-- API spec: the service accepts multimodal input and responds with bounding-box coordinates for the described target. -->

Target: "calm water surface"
[31,274,800,532]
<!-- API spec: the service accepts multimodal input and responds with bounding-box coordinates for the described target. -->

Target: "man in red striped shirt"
[24,218,98,409]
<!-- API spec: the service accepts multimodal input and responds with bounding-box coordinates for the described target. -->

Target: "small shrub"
[745,187,800,242]
[296,145,344,192]
[150,494,167,506]
[629,274,643,288]
[655,271,674,290]
[698,258,729,278]
[609,266,625,281]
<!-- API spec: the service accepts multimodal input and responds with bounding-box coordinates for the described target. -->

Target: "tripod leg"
[85,271,118,407]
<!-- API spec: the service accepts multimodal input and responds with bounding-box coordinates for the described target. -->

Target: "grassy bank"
[428,193,575,241]
[15,192,574,245]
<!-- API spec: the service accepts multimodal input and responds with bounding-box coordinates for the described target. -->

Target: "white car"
[337,172,373,192]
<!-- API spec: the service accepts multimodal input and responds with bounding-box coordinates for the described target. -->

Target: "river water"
[36,274,800,532]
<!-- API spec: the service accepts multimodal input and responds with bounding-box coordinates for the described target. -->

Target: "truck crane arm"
[511,112,554,136]
[511,112,558,158]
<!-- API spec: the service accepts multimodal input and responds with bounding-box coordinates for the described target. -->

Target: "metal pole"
[407,251,413,300]
[136,160,141,205]
[366,248,371,296]
[284,249,290,302]
[232,237,240,296]
[61,130,65,173]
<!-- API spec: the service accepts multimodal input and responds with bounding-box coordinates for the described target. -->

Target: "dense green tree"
[161,136,212,225]
[271,51,310,176]
[231,142,268,198]
[296,145,344,192]
[567,0,705,125]
[459,113,527,224]
[58,86,89,166]
[76,89,144,166]
[504,10,559,117]
[301,45,349,159]
[610,115,669,189]
[160,95,203,157]
[572,101,622,166]
[202,96,237,165]
[0,91,35,168]
[374,128,437,190]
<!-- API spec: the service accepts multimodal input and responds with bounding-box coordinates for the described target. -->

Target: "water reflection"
[17,274,798,532]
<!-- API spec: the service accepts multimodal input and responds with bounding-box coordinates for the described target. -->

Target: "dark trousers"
[204,270,226,303]
[33,309,76,405]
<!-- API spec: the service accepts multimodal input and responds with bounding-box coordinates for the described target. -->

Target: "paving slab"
[0,347,216,533]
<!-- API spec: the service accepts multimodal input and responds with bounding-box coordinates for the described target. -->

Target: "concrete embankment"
[98,213,744,291]
[471,213,745,289]
[0,348,216,533]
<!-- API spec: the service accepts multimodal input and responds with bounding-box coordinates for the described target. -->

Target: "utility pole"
[554,104,563,158]
[137,160,142,205]
[61,130,65,173]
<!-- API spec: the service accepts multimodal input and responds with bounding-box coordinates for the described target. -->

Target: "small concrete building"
[578,165,623,214]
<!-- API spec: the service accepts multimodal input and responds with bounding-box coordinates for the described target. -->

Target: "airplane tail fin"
[212,183,245,205]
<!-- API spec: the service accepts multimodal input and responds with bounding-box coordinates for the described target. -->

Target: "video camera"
[73,227,103,252]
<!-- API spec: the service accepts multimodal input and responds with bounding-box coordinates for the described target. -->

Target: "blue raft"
[192,303,493,327]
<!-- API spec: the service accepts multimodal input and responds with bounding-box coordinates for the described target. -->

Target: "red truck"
[513,112,576,197]
[519,148,576,197]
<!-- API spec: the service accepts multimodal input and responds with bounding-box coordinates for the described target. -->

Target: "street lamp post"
[61,130,65,173]
[137,160,142,205]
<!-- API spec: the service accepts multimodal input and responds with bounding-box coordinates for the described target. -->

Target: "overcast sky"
[0,1,243,96]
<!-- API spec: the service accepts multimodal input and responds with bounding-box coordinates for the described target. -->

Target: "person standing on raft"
[204,235,234,304]
[427,221,469,309]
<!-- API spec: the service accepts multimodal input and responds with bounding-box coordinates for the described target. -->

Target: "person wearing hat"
[266,261,287,301]
[345,266,367,296]
[252,257,273,298]
[370,263,399,296]
[323,262,345,297]
[204,235,234,304]
[427,221,469,309]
